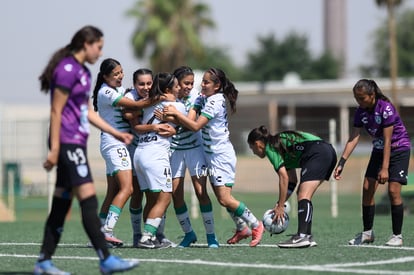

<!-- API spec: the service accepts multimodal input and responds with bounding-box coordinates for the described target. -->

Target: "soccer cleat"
[33,260,71,275]
[104,232,124,247]
[99,255,139,275]
[136,236,157,249]
[178,231,197,248]
[277,234,311,248]
[206,233,219,248]
[227,226,252,244]
[135,234,166,249]
[156,233,176,248]
[307,235,318,247]
[385,234,403,247]
[348,230,375,245]
[250,222,264,247]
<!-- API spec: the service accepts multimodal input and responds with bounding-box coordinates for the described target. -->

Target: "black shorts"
[365,149,410,185]
[299,141,337,183]
[56,144,93,189]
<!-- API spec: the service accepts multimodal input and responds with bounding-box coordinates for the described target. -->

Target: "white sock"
[240,207,259,228]
[228,212,248,231]
[103,210,119,232]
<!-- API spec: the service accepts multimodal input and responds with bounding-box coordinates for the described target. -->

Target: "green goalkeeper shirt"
[265,131,322,171]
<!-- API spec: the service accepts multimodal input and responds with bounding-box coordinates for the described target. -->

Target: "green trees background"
[127,0,414,81]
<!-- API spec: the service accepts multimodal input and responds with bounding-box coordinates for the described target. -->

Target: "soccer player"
[247,127,337,248]
[133,73,184,249]
[334,79,411,247]
[123,68,174,247]
[92,58,159,247]
[161,68,265,247]
[169,66,218,248]
[35,25,139,275]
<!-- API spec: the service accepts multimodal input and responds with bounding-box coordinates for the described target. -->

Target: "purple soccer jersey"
[51,56,91,145]
[354,99,411,152]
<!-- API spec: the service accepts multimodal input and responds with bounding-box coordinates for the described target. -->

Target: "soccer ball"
[262,209,289,234]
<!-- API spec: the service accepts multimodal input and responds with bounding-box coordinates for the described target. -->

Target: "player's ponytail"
[207,68,238,114]
[39,26,103,93]
[247,125,270,145]
[353,79,391,103]
[92,58,121,112]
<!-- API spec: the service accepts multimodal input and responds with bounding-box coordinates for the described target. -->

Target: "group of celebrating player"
[33,25,410,275]
[93,57,269,249]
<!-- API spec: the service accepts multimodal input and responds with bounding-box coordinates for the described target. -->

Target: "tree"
[243,32,339,81]
[186,46,243,80]
[376,0,402,110]
[127,0,214,72]
[365,8,414,78]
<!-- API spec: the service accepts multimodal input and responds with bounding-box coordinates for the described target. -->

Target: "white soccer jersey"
[97,83,131,140]
[134,100,186,192]
[124,89,144,175]
[170,89,203,151]
[200,93,230,154]
[136,101,184,148]
[97,84,132,174]
[124,89,143,149]
[199,93,236,186]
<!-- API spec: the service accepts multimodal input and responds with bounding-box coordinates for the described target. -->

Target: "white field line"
[1,243,414,274]
[2,242,414,250]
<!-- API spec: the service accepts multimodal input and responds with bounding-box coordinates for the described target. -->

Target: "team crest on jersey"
[77,164,89,178]
[373,138,384,149]
[64,64,73,72]
[375,115,382,124]
[383,110,393,119]
[121,158,130,167]
[166,178,172,189]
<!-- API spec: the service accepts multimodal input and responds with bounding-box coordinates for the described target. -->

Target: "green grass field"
[1,192,414,275]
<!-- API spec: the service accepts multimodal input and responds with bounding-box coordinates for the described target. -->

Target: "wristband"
[338,157,347,168]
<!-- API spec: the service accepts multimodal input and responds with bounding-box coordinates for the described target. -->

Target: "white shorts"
[134,144,172,192]
[100,135,132,176]
[170,146,208,178]
[205,145,236,187]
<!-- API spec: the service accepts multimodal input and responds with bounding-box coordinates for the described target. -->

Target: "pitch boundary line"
[2,242,414,250]
[342,244,414,251]
[1,252,414,274]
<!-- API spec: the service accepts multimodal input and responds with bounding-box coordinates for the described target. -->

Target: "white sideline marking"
[342,244,414,251]
[3,242,414,250]
[1,250,414,274]
[0,242,283,248]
